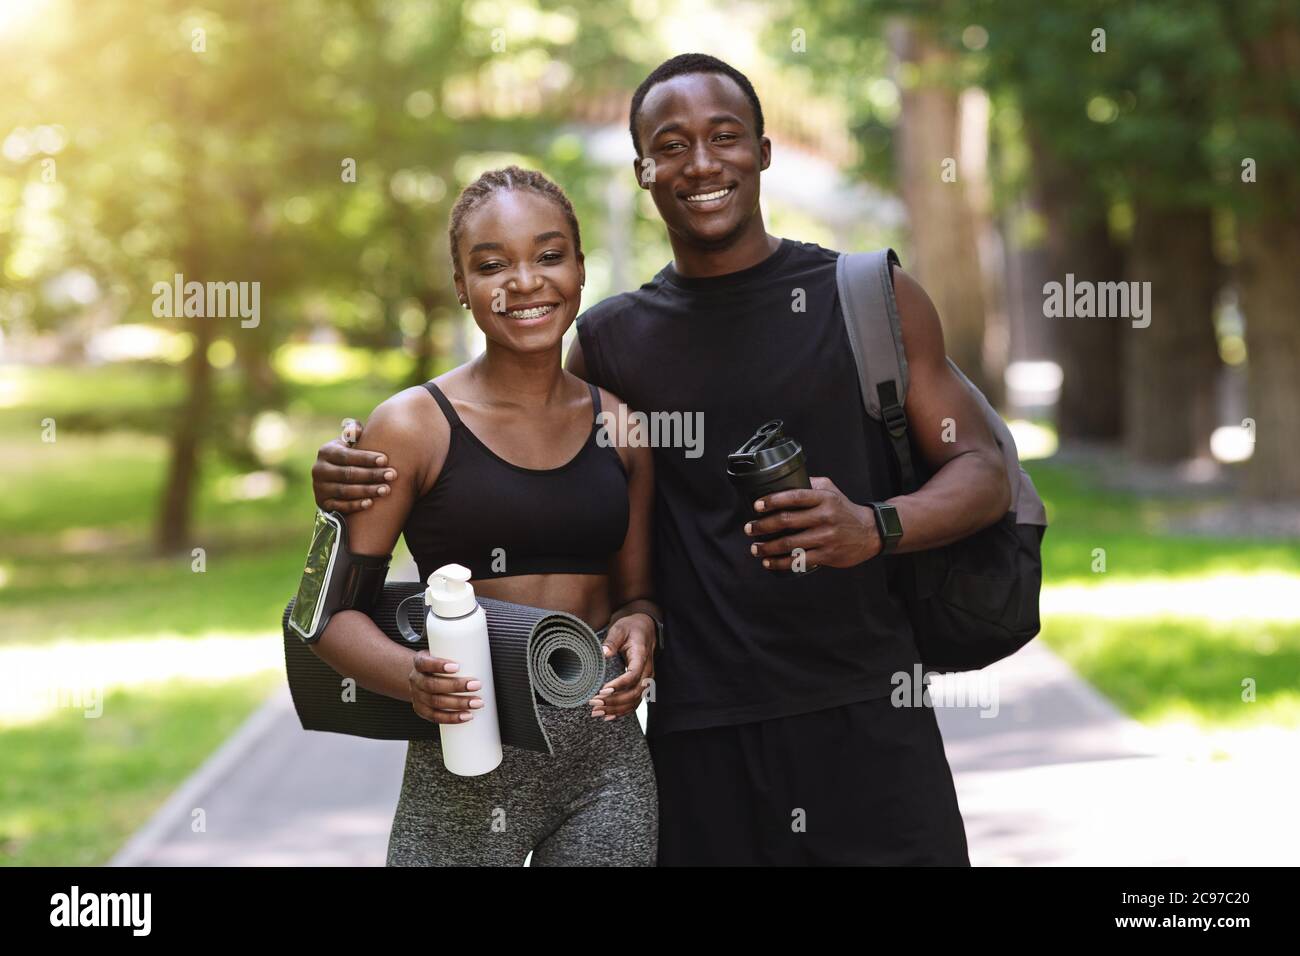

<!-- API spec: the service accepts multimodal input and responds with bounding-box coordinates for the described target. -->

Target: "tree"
[1027,132,1125,440]
[977,0,1235,462]
[1,0,639,550]
[1219,0,1300,499]
[889,19,993,398]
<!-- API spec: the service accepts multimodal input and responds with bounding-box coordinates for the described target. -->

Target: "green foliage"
[771,0,1300,218]
[767,0,900,189]
[1029,460,1300,583]
[0,0,653,540]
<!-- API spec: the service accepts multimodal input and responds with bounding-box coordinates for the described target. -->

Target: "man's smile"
[680,184,736,211]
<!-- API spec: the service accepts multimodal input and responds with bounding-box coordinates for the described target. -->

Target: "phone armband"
[287,510,391,644]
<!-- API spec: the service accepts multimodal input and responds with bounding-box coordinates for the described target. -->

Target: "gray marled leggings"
[386,650,658,866]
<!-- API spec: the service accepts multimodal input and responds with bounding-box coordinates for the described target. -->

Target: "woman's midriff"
[469,572,611,630]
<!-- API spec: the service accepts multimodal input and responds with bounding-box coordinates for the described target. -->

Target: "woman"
[312,166,659,866]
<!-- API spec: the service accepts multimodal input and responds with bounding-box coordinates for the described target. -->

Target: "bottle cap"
[726,420,805,485]
[425,563,477,618]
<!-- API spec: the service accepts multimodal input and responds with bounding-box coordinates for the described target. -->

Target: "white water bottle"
[424,563,502,776]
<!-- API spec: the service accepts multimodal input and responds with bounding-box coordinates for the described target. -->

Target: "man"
[313,53,1009,865]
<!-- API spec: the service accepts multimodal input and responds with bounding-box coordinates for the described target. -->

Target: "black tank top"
[403,380,630,584]
[576,238,924,737]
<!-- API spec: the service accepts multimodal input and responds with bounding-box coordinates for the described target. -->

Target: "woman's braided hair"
[447,165,582,274]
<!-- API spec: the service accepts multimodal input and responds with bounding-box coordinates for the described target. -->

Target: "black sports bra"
[402,380,630,583]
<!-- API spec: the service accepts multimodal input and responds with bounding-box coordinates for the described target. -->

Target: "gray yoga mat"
[281,582,608,754]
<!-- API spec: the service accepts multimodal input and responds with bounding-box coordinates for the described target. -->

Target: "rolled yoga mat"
[281,582,608,754]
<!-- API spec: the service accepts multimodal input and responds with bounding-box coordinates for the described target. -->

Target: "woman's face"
[454,189,585,355]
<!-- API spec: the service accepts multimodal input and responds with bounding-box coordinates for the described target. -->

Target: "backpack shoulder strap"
[836,248,917,491]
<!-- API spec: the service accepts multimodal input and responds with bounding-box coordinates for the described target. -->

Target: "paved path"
[110,683,406,866]
[931,644,1299,865]
[110,639,1299,866]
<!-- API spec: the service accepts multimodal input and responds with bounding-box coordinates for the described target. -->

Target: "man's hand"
[744,476,882,572]
[590,613,656,720]
[311,419,398,513]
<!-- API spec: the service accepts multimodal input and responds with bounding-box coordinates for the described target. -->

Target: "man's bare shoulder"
[889,263,947,373]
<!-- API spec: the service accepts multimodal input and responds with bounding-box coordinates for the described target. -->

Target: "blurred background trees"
[776,0,1298,490]
[2,0,1298,551]
[2,0,650,549]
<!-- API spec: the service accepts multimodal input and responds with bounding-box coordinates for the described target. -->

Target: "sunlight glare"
[0,0,51,36]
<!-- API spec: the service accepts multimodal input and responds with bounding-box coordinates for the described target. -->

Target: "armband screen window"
[289,510,342,642]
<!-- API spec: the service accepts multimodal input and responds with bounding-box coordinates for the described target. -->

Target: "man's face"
[633,72,770,248]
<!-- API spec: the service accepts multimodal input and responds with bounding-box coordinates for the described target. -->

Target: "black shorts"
[647,695,970,866]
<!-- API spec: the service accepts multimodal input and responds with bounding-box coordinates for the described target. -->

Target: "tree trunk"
[234,183,281,413]
[237,336,280,410]
[405,223,454,387]
[1123,204,1220,463]
[157,305,214,552]
[889,21,990,395]
[1239,217,1300,498]
[1054,218,1126,441]
[408,288,436,386]
[1231,7,1300,499]
[1029,134,1126,441]
[156,92,211,554]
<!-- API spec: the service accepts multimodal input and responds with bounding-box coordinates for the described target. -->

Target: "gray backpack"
[835,249,1048,672]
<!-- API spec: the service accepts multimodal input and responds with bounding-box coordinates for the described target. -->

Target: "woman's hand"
[408,651,486,724]
[590,613,656,720]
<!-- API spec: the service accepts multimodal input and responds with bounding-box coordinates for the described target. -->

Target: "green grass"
[1026,458,1300,731]
[1042,615,1300,728]
[1,361,406,644]
[1029,458,1300,583]
[0,360,403,865]
[2,429,325,642]
[0,672,281,866]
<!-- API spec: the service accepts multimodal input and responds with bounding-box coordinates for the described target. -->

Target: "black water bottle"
[726,420,817,574]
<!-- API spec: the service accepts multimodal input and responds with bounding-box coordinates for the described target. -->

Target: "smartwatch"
[638,611,665,653]
[614,608,665,653]
[868,502,903,555]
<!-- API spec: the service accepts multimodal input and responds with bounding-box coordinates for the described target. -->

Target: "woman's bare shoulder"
[577,378,650,475]
[359,385,449,491]
[366,385,441,437]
